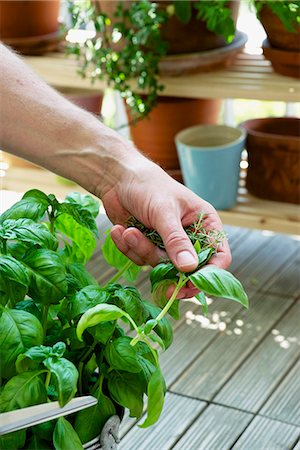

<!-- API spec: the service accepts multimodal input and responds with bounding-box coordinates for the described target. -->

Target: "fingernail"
[124,234,138,247]
[176,250,197,268]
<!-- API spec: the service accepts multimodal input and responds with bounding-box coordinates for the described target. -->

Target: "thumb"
[155,214,198,272]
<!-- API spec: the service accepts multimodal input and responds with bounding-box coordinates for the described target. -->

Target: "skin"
[0,44,231,297]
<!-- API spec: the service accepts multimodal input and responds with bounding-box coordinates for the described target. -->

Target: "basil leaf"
[1,219,58,250]
[66,262,98,289]
[144,302,173,350]
[139,368,166,428]
[195,292,208,316]
[104,336,142,373]
[102,233,141,282]
[53,417,83,450]
[196,248,214,268]
[0,191,49,223]
[0,430,26,450]
[76,304,126,341]
[108,371,144,418]
[174,0,192,23]
[0,370,47,412]
[32,420,55,442]
[74,390,115,443]
[65,192,99,218]
[55,213,96,263]
[27,435,52,449]
[23,189,52,204]
[0,255,30,306]
[14,299,42,321]
[150,262,178,288]
[16,346,50,373]
[23,248,68,305]
[0,306,43,379]
[68,285,110,319]
[148,333,165,351]
[189,266,249,308]
[88,321,115,344]
[111,286,148,326]
[57,202,98,237]
[152,279,180,320]
[43,356,78,407]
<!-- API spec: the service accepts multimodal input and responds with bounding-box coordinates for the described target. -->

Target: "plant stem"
[45,371,51,391]
[104,260,133,287]
[155,273,187,322]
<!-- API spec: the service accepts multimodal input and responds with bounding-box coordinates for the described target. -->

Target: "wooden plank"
[172,404,252,450]
[260,357,300,426]
[294,439,300,450]
[170,292,293,400]
[120,393,206,450]
[233,416,300,450]
[261,255,300,298]
[232,233,299,292]
[214,300,300,414]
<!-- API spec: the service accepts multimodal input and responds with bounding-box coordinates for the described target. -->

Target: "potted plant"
[66,1,245,172]
[0,189,248,449]
[251,0,300,78]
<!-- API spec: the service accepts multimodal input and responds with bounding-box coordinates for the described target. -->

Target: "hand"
[100,156,231,298]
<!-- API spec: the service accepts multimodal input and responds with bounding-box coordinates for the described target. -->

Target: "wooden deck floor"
[88,219,300,450]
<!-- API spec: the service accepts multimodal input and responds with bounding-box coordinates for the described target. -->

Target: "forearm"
[0,44,145,197]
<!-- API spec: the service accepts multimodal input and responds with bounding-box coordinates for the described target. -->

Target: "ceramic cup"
[175,124,246,210]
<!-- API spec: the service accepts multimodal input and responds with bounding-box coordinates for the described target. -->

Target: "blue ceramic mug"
[175,124,246,210]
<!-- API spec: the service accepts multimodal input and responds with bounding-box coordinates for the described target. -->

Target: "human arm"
[0,44,231,282]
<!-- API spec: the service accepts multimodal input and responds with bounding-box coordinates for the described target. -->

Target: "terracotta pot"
[262,39,300,79]
[0,1,61,55]
[241,117,300,204]
[98,1,240,54]
[259,5,300,51]
[128,97,221,171]
[158,1,240,54]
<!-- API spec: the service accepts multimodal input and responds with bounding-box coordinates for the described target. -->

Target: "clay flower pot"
[262,39,300,79]
[128,97,221,171]
[241,117,300,205]
[0,0,61,55]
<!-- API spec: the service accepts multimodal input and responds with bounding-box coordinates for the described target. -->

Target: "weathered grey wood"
[260,252,300,298]
[172,404,252,450]
[120,393,206,450]
[170,292,293,400]
[214,300,300,413]
[260,357,300,426]
[232,234,298,292]
[160,295,244,386]
[233,416,300,450]
[293,438,300,449]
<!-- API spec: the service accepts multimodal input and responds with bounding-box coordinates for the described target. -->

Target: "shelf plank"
[24,52,300,102]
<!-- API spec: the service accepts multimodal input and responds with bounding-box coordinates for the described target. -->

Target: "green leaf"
[55,213,96,263]
[111,286,148,326]
[0,306,43,379]
[65,192,99,218]
[195,292,208,316]
[74,390,115,443]
[174,0,192,23]
[102,233,141,282]
[104,336,142,373]
[144,302,173,350]
[76,304,126,341]
[66,262,98,289]
[53,417,83,450]
[108,371,144,418]
[0,430,26,450]
[16,343,66,373]
[196,248,215,269]
[152,279,180,320]
[43,356,78,407]
[1,219,58,250]
[189,266,249,308]
[0,190,49,223]
[27,434,52,449]
[139,368,165,428]
[57,202,98,236]
[150,262,178,289]
[0,370,47,412]
[68,285,110,319]
[14,299,42,321]
[23,248,68,305]
[88,321,115,344]
[148,333,165,351]
[32,419,55,442]
[0,255,30,306]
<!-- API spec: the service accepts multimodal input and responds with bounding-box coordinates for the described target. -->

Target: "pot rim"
[240,117,300,141]
[175,124,246,151]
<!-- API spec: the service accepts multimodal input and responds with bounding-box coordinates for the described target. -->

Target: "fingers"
[208,238,232,270]
[111,225,166,267]
[154,213,198,273]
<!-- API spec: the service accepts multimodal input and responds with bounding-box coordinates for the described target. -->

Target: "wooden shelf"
[21,51,300,235]
[24,52,300,102]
